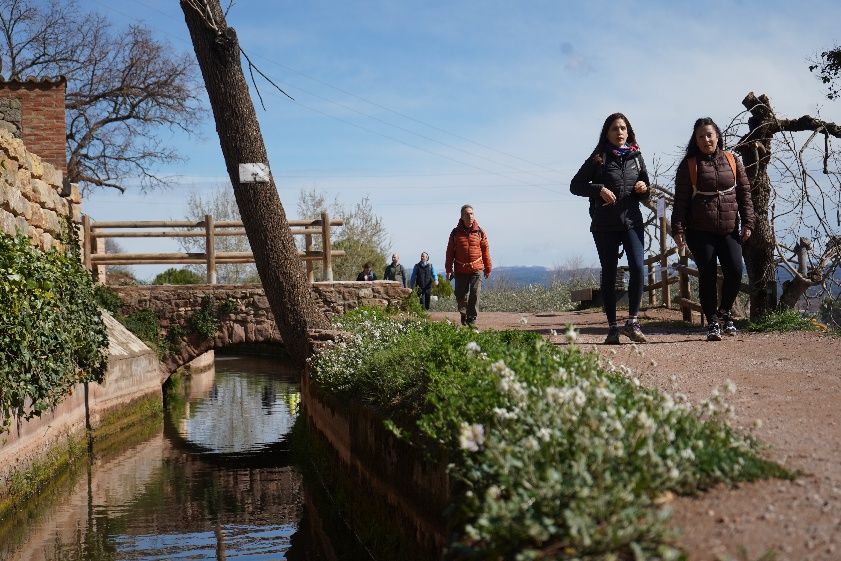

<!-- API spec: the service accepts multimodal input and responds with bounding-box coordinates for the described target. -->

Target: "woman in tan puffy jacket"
[672,117,755,341]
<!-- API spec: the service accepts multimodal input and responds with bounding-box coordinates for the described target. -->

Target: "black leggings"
[686,229,744,324]
[592,227,645,324]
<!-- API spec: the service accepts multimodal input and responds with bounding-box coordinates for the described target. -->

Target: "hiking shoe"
[719,311,737,336]
[706,322,722,341]
[604,325,621,345]
[460,313,467,326]
[621,320,647,343]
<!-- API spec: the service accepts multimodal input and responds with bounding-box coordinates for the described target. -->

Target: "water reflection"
[0,355,306,561]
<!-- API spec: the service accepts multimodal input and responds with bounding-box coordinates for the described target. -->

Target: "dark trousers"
[454,272,482,321]
[686,229,744,324]
[418,287,431,310]
[592,227,645,324]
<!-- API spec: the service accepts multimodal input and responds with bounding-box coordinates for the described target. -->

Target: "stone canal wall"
[300,374,450,559]
[0,312,163,507]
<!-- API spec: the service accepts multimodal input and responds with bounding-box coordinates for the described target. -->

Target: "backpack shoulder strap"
[687,156,697,188]
[723,151,738,186]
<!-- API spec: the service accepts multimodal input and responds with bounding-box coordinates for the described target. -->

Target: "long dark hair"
[590,112,638,163]
[685,117,724,156]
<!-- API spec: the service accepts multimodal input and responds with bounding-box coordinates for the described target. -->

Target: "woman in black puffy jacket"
[570,112,651,344]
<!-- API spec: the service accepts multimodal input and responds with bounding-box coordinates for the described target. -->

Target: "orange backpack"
[688,151,738,198]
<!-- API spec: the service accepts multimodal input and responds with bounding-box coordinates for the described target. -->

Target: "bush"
[431,281,574,313]
[747,308,825,333]
[152,267,203,285]
[0,232,108,432]
[94,284,123,315]
[311,309,788,559]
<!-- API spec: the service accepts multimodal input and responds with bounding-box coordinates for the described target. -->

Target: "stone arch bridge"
[110,282,411,373]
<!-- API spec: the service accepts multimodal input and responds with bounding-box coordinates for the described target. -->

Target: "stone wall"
[110,281,413,372]
[0,127,79,252]
[0,97,22,138]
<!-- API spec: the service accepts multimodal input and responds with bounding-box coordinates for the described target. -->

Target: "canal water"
[0,355,339,561]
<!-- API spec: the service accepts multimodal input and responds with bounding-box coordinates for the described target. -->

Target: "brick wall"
[0,77,66,173]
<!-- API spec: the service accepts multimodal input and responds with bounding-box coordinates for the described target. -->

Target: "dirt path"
[429,309,841,561]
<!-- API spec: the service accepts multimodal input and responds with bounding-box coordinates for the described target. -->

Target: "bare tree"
[0,0,204,191]
[180,0,329,366]
[180,186,259,284]
[296,188,390,280]
[810,45,841,100]
[728,93,841,318]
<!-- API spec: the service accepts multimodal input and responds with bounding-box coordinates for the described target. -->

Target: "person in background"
[672,117,754,341]
[356,262,377,281]
[570,112,651,345]
[410,251,438,310]
[445,204,491,328]
[383,253,409,287]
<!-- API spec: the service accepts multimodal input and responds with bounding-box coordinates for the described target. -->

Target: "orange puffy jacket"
[445,220,492,276]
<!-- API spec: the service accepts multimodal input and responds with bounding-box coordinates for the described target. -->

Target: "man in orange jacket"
[445,204,492,328]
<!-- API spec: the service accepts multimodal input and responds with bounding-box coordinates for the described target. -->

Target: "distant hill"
[485,266,599,288]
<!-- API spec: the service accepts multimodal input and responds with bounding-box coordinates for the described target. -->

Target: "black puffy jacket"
[570,150,651,232]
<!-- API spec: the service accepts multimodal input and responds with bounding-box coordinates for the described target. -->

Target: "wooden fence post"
[82,214,92,272]
[205,214,216,284]
[305,233,314,282]
[91,227,106,284]
[679,253,691,322]
[647,262,655,306]
[660,214,670,308]
[321,210,333,281]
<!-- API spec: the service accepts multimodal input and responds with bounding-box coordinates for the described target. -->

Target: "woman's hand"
[599,186,616,205]
[634,181,648,194]
[741,228,752,242]
[674,232,686,251]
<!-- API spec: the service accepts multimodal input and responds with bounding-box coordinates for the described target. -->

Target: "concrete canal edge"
[0,311,165,517]
[300,373,451,559]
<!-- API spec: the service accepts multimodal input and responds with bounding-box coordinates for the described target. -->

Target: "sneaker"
[460,313,467,326]
[719,311,737,336]
[604,325,621,345]
[706,322,722,341]
[621,320,647,343]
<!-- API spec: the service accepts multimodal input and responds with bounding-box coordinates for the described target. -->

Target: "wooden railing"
[81,211,344,284]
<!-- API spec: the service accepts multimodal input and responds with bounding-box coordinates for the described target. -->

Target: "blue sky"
[81,0,841,279]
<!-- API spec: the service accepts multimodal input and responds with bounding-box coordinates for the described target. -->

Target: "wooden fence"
[81,211,344,284]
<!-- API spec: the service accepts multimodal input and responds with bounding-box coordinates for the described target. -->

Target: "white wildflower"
[524,436,540,451]
[519,316,528,325]
[680,448,695,461]
[458,422,485,452]
[486,485,501,500]
[564,325,578,343]
[669,467,680,480]
[724,379,737,395]
[537,427,553,442]
[465,341,481,356]
[493,407,517,420]
[550,329,558,337]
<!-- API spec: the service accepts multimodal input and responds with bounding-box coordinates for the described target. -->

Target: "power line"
[97,0,569,193]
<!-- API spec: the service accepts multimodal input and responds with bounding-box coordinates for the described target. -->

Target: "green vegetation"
[311,308,790,560]
[432,281,574,313]
[190,295,220,339]
[152,267,204,285]
[0,232,108,432]
[745,308,826,333]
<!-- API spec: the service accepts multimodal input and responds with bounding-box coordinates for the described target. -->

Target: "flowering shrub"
[310,310,789,560]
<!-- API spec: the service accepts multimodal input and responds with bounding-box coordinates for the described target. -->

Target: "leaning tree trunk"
[734,93,778,320]
[735,92,841,319]
[181,0,329,366]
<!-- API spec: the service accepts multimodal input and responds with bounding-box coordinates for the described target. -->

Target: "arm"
[481,235,492,277]
[570,157,603,198]
[670,159,692,238]
[445,234,455,277]
[735,158,755,233]
[431,265,438,283]
[633,153,651,201]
